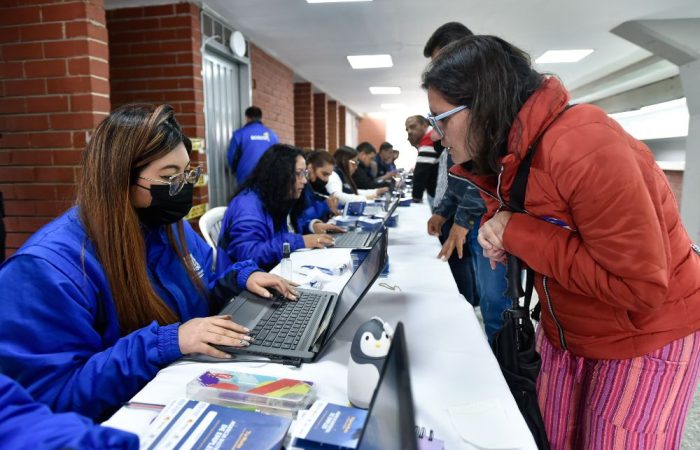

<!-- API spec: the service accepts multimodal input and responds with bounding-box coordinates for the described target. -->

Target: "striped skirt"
[536,328,700,450]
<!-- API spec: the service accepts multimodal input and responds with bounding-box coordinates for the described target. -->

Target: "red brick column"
[107,3,207,218]
[250,44,294,144]
[294,82,314,149]
[0,0,110,255]
[338,105,347,147]
[313,93,327,151]
[327,100,338,152]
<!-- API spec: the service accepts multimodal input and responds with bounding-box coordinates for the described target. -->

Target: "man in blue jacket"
[0,374,138,449]
[227,106,280,184]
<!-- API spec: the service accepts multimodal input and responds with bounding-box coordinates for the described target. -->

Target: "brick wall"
[338,105,346,147]
[0,0,110,256]
[327,100,338,152]
[664,170,683,206]
[294,82,314,149]
[250,44,294,144]
[107,2,208,216]
[358,117,386,150]
[313,93,327,150]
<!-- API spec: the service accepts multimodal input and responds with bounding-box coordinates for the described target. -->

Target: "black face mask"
[137,184,193,227]
[310,178,328,195]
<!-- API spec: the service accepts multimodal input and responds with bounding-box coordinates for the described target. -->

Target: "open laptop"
[357,322,419,450]
[332,197,399,249]
[217,230,388,364]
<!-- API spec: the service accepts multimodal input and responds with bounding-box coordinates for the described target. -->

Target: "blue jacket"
[0,207,259,420]
[227,121,279,184]
[296,184,331,233]
[0,373,138,449]
[374,154,396,178]
[217,189,305,272]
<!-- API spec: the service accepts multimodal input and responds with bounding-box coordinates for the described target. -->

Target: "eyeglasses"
[427,105,468,138]
[349,160,358,166]
[140,166,202,196]
[295,169,310,180]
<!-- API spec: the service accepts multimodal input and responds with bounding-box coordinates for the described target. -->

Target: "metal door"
[203,51,241,207]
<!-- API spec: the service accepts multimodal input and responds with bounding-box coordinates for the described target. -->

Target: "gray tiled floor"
[472,306,700,448]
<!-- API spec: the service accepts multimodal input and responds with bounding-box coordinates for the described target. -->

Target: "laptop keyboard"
[250,291,324,349]
[334,231,371,247]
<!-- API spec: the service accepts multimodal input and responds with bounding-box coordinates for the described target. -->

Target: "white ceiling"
[107,0,700,117]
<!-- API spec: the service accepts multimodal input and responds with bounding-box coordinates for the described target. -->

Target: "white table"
[105,203,537,450]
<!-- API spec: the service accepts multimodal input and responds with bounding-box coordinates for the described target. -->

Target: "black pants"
[412,163,438,202]
[439,217,479,306]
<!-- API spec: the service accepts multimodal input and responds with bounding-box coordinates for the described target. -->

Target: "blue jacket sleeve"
[0,374,138,450]
[187,226,260,307]
[296,199,330,234]
[225,213,305,270]
[0,255,182,420]
[434,178,458,219]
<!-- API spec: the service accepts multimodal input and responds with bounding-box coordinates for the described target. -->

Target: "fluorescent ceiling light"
[380,103,405,110]
[370,86,401,95]
[307,0,371,3]
[535,49,594,64]
[347,54,393,69]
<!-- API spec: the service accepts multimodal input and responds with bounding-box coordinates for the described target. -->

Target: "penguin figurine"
[347,317,393,409]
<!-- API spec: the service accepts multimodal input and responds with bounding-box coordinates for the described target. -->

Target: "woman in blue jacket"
[0,104,295,421]
[0,374,137,449]
[217,144,342,272]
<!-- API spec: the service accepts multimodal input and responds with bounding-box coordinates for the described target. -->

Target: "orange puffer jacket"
[450,77,700,359]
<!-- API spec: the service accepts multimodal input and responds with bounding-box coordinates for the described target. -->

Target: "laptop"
[357,322,419,450]
[332,197,399,249]
[217,230,388,364]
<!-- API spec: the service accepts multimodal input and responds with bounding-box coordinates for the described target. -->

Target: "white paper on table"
[447,399,527,449]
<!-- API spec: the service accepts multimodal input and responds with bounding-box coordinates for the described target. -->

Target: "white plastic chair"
[198,206,227,265]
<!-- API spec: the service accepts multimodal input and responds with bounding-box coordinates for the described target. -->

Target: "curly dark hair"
[236,144,306,230]
[422,35,544,176]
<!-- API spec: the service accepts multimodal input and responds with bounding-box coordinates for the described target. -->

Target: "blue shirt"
[227,121,279,184]
[217,189,305,272]
[0,207,259,419]
[0,373,138,449]
[374,154,396,178]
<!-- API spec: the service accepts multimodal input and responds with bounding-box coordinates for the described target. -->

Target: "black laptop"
[332,197,399,249]
[357,322,419,450]
[217,230,388,363]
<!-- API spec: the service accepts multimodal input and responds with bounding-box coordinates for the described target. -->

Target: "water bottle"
[281,242,292,280]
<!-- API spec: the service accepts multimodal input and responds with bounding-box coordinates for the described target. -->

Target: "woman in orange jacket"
[422,35,700,450]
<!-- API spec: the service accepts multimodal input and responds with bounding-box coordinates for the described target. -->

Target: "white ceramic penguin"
[347,317,393,409]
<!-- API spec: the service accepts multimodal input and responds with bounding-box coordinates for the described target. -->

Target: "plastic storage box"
[186,370,315,418]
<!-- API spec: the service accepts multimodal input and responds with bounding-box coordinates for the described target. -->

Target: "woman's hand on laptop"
[312,222,346,234]
[304,234,335,248]
[178,315,252,358]
[246,272,299,301]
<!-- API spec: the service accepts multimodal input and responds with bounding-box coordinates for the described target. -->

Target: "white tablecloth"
[104,203,537,450]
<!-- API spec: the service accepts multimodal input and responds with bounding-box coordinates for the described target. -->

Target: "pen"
[123,401,165,411]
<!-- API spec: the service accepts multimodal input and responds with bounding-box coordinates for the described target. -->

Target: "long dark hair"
[78,104,203,334]
[237,144,306,230]
[422,35,544,176]
[333,146,359,193]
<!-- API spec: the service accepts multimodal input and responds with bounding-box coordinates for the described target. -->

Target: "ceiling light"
[380,103,404,110]
[347,54,393,69]
[370,86,401,95]
[307,0,371,3]
[535,49,594,64]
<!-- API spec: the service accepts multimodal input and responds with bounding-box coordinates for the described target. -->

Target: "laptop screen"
[322,230,388,345]
[357,322,418,450]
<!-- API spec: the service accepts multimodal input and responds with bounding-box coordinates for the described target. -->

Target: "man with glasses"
[405,115,441,207]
